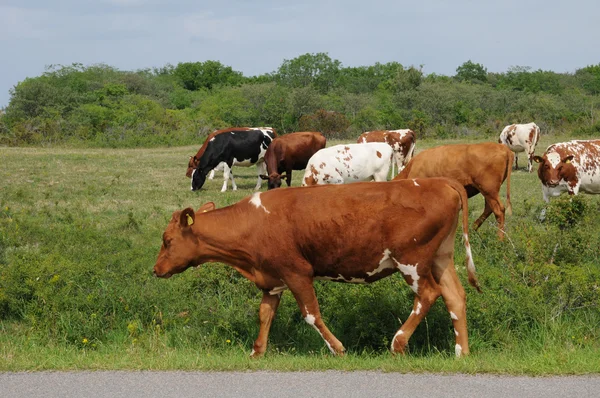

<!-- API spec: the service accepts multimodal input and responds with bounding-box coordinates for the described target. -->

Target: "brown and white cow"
[498,122,540,172]
[259,132,326,189]
[154,179,481,357]
[533,140,600,202]
[301,143,393,186]
[395,142,513,240]
[357,129,416,176]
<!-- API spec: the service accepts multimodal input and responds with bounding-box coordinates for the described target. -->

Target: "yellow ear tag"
[186,214,194,226]
[564,159,571,164]
[203,210,208,213]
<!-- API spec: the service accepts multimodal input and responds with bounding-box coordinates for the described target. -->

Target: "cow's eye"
[163,239,171,248]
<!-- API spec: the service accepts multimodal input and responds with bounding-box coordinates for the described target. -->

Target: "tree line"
[1,53,599,147]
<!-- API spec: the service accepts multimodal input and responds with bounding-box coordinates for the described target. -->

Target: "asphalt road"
[1,371,599,398]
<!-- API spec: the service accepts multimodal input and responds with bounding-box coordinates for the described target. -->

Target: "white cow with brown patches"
[533,139,600,202]
[498,122,540,172]
[301,143,393,186]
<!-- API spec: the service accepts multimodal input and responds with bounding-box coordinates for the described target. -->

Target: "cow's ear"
[562,155,574,164]
[259,175,269,180]
[198,202,216,213]
[180,208,195,228]
[533,156,543,164]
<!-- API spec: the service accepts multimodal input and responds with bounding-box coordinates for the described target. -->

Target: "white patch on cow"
[304,313,316,326]
[464,233,475,272]
[190,169,196,191]
[304,308,335,354]
[269,285,287,296]
[547,152,561,168]
[250,349,256,356]
[455,344,462,357]
[391,330,404,351]
[413,179,420,186]
[393,259,420,294]
[249,192,270,214]
[415,302,422,315]
[209,137,216,142]
[454,328,459,337]
[366,249,395,277]
[230,132,235,134]
[450,311,459,320]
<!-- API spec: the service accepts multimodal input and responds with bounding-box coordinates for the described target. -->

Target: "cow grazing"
[357,129,416,176]
[533,140,600,202]
[187,128,231,179]
[259,132,326,189]
[190,127,277,192]
[154,178,481,357]
[498,122,541,172]
[302,143,393,186]
[395,142,513,239]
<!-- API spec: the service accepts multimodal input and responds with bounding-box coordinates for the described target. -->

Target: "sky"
[1,0,599,107]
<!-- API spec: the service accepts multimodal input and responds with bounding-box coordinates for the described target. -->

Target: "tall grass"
[0,135,599,372]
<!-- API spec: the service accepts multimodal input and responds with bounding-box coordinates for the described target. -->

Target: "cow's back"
[399,143,510,184]
[242,178,462,273]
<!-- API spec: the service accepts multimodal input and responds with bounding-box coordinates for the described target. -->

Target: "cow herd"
[154,123,600,358]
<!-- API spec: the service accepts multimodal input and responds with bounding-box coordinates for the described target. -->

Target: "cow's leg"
[472,201,492,231]
[221,164,231,192]
[251,291,282,358]
[255,162,266,191]
[287,277,345,355]
[285,169,292,187]
[229,167,238,191]
[391,274,441,355]
[484,193,506,240]
[208,168,216,180]
[527,149,534,173]
[514,153,519,170]
[432,231,469,357]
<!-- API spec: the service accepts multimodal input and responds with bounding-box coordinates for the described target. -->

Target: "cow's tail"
[505,150,513,216]
[447,179,482,293]
[405,138,416,166]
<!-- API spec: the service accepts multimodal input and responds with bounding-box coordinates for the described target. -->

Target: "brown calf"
[260,132,326,189]
[154,178,481,357]
[395,142,513,239]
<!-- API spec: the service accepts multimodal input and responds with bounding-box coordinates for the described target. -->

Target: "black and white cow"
[191,127,277,192]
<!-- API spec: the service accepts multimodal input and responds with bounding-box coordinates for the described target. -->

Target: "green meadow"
[1,135,599,373]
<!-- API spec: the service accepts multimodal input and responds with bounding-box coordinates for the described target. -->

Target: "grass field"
[1,135,599,373]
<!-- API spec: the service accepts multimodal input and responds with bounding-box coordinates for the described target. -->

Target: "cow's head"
[191,168,207,191]
[260,173,287,190]
[533,153,575,187]
[186,156,199,178]
[153,202,216,278]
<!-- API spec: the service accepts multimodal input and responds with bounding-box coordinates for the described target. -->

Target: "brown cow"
[259,132,326,189]
[395,142,513,240]
[186,127,278,178]
[357,129,416,176]
[154,178,481,358]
